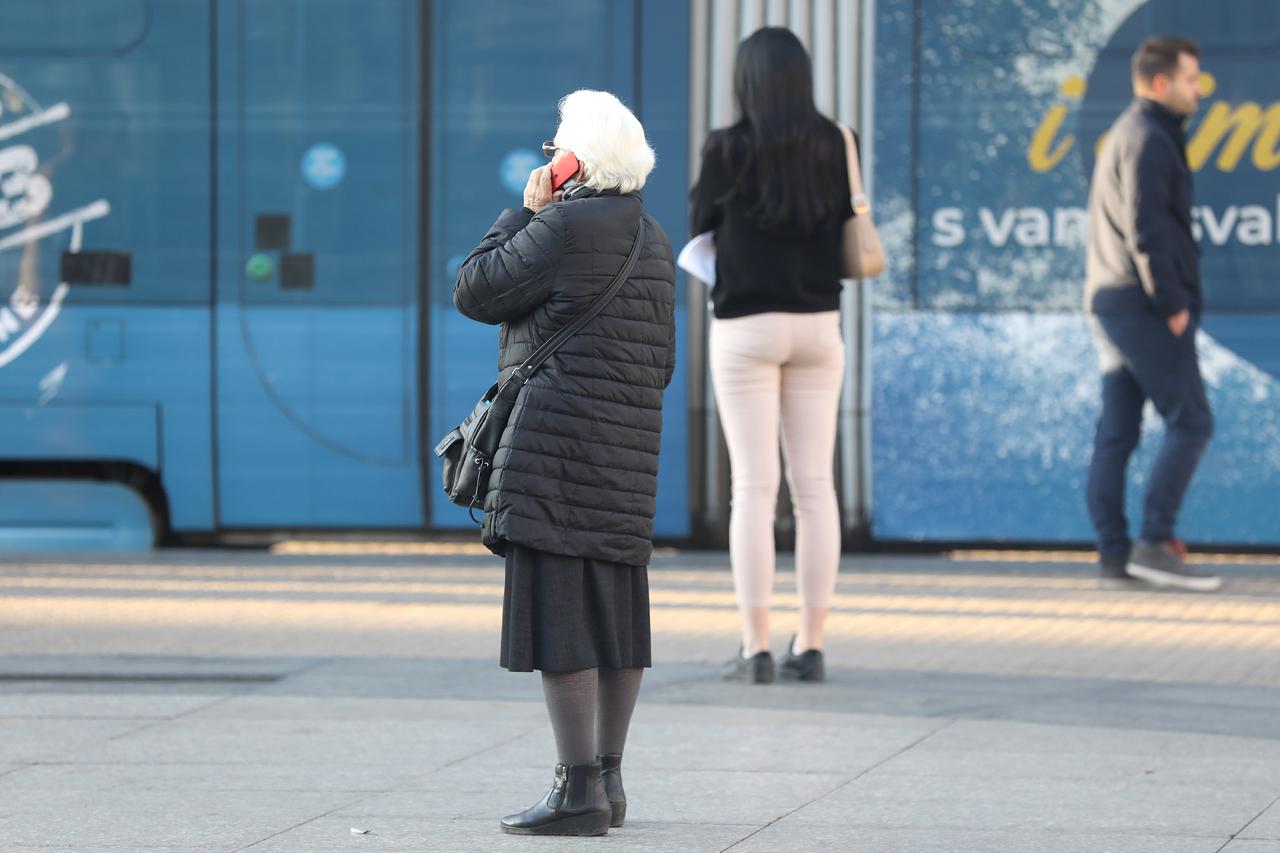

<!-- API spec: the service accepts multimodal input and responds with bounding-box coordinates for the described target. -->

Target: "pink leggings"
[709,310,845,610]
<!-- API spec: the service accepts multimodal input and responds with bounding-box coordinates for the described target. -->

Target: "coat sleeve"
[453,206,567,325]
[689,134,730,237]
[662,298,677,389]
[1123,137,1190,318]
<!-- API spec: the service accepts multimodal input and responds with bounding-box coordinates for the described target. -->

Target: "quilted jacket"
[453,187,677,566]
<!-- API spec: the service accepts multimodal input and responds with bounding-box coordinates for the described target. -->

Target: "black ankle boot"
[500,762,612,836]
[599,753,626,827]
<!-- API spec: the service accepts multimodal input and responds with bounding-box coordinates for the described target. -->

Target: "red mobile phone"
[550,151,580,191]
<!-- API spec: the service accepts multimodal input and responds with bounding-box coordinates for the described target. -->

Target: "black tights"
[540,667,644,766]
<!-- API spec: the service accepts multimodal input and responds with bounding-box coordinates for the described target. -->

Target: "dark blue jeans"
[1085,312,1214,560]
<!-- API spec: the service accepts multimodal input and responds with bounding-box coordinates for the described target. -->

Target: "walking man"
[1084,35,1219,592]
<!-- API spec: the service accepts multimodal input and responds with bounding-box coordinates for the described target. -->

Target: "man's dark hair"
[1132,35,1201,84]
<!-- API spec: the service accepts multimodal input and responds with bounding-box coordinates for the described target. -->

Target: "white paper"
[676,231,716,286]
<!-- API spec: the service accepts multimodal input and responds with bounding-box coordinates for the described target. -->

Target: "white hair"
[554,90,655,194]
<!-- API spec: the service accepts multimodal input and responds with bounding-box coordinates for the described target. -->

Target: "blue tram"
[1,0,1278,550]
[0,0,691,547]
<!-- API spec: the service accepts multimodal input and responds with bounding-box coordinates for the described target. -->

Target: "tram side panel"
[212,0,423,529]
[0,1,215,533]
[425,0,692,539]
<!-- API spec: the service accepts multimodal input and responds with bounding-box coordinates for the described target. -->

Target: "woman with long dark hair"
[691,27,866,684]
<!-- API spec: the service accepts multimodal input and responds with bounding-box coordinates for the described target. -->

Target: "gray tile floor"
[0,551,1278,851]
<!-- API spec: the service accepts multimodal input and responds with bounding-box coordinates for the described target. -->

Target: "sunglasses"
[541,140,560,159]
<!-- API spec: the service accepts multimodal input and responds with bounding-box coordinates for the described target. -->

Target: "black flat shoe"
[599,753,626,827]
[723,648,774,684]
[500,763,612,836]
[779,636,825,682]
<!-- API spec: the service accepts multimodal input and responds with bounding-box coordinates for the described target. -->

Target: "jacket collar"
[1135,97,1188,140]
[562,184,643,203]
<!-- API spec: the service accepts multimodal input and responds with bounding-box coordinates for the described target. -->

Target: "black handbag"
[434,217,647,521]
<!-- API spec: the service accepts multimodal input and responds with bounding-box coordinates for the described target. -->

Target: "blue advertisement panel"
[873,0,1280,544]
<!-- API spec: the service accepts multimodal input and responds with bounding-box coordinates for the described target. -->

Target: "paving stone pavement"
[0,550,1278,851]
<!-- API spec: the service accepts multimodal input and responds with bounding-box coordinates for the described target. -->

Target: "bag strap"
[514,216,646,381]
[836,122,863,199]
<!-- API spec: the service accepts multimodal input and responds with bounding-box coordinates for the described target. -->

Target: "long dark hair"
[723,27,844,234]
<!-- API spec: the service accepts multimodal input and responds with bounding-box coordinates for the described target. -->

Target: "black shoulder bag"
[434,218,646,521]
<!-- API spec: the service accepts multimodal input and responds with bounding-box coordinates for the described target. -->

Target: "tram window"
[0,3,211,306]
[0,0,149,57]
[231,0,414,307]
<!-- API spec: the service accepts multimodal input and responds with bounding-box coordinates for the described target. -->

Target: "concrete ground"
[1,548,1279,851]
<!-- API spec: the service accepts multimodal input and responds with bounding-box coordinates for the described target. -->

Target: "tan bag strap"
[836,122,863,198]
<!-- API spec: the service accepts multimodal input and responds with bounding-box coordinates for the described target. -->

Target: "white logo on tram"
[0,73,111,368]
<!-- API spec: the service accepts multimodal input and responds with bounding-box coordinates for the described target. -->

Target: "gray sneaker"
[1126,541,1221,592]
[1098,551,1142,590]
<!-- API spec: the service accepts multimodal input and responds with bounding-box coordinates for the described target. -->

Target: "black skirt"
[500,544,652,673]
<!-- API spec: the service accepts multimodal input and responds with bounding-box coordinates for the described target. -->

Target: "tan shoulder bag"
[837,122,886,279]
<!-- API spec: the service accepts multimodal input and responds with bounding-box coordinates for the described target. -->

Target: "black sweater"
[689,121,854,319]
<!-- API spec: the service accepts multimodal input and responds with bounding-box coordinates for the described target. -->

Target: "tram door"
[424,0,679,531]
[213,0,423,528]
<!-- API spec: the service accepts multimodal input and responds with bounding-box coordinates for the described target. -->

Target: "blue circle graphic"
[301,143,347,190]
[500,149,540,195]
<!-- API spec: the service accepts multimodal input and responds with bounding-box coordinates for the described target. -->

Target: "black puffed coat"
[453,187,677,566]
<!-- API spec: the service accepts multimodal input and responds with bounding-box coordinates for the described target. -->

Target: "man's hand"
[523,165,558,214]
[1168,308,1190,338]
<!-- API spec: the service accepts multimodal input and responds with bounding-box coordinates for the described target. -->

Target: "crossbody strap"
[514,217,646,381]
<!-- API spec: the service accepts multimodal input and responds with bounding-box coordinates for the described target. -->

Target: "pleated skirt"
[500,543,652,673]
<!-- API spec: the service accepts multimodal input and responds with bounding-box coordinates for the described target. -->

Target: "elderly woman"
[453,90,676,837]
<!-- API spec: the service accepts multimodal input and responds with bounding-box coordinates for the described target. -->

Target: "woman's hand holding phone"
[525,148,579,213]
[523,165,561,214]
